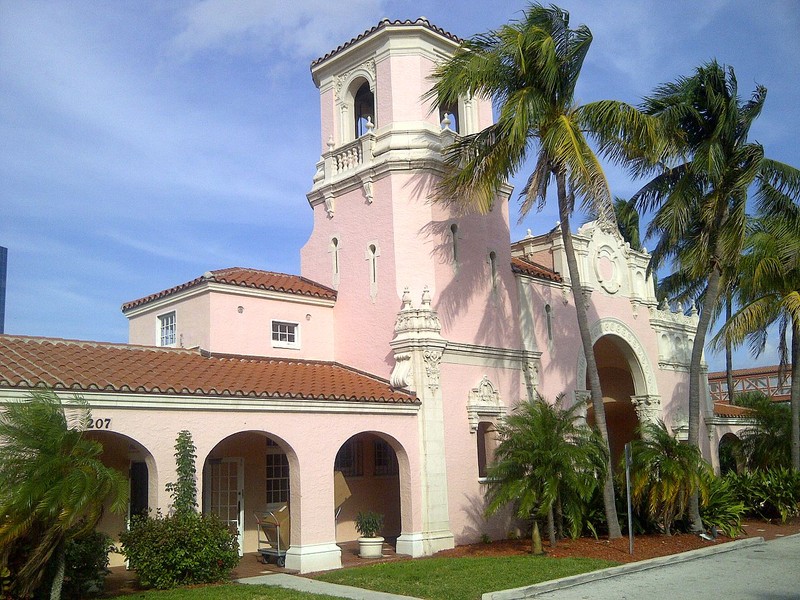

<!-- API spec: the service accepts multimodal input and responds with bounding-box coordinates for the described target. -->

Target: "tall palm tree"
[633,61,800,528]
[485,394,607,553]
[0,390,128,599]
[629,421,712,534]
[714,209,800,469]
[427,2,662,539]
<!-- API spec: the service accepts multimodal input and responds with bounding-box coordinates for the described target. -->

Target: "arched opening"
[82,430,157,567]
[450,223,459,265]
[202,431,295,558]
[718,432,742,475]
[439,102,460,133]
[586,336,641,468]
[333,432,402,550]
[489,251,498,290]
[331,237,340,285]
[354,81,375,138]
[476,421,499,478]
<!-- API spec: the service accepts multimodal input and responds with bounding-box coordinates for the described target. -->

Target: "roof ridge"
[0,333,201,354]
[311,17,461,68]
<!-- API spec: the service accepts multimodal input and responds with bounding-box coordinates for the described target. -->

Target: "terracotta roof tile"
[0,335,416,404]
[707,365,791,379]
[511,257,563,282]
[311,17,461,68]
[122,267,337,311]
[713,402,754,418]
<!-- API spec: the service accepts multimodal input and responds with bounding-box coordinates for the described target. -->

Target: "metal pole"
[625,442,634,555]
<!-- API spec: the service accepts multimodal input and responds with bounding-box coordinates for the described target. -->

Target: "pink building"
[0,18,737,573]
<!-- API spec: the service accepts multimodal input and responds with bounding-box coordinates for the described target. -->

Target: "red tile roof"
[511,257,563,282]
[0,335,416,404]
[311,18,461,68]
[122,267,337,312]
[713,402,754,418]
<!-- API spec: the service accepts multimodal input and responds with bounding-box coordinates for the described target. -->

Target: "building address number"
[88,417,112,430]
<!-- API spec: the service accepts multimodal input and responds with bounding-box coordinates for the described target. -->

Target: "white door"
[207,457,244,555]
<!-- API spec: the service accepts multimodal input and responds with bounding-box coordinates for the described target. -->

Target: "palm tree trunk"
[687,267,722,531]
[726,294,735,404]
[547,505,556,548]
[790,321,799,471]
[531,519,543,555]
[556,171,621,539]
[49,552,64,600]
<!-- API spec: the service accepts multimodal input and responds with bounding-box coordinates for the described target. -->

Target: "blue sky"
[1,0,798,372]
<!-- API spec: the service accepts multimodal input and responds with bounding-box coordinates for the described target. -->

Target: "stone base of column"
[396,530,455,557]
[283,542,341,573]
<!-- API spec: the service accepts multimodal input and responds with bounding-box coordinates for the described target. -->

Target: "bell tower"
[300,18,520,379]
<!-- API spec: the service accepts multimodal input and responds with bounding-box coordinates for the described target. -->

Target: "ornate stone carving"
[362,177,374,204]
[423,350,442,391]
[631,394,662,424]
[523,360,540,399]
[467,376,505,431]
[390,352,414,390]
[334,59,377,103]
[324,193,335,218]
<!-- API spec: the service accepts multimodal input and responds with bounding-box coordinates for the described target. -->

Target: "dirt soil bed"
[434,518,800,563]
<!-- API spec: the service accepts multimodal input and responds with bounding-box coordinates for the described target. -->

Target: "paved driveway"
[525,535,799,600]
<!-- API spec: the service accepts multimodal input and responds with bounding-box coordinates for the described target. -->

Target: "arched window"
[477,421,497,478]
[354,81,375,138]
[331,237,340,285]
[368,244,377,284]
[489,251,497,290]
[545,304,553,341]
[450,223,459,264]
[439,102,460,133]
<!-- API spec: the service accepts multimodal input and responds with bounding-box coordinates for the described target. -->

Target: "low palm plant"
[628,421,712,534]
[485,394,607,554]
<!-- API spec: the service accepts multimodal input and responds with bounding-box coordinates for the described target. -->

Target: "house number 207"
[88,418,112,430]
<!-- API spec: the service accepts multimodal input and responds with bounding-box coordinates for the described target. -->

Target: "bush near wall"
[119,513,238,589]
[726,468,800,523]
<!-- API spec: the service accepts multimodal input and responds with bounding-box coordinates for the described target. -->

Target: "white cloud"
[171,0,388,60]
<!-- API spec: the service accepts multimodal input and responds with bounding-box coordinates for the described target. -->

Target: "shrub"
[119,513,238,589]
[63,529,113,598]
[727,468,800,522]
[164,430,198,517]
[700,476,745,538]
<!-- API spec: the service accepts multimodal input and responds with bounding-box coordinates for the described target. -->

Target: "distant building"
[708,366,793,403]
[0,246,6,334]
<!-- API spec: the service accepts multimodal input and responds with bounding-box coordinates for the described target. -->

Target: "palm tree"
[734,392,792,470]
[427,2,662,539]
[485,394,607,553]
[715,209,800,469]
[633,61,800,528]
[629,421,712,534]
[0,390,128,599]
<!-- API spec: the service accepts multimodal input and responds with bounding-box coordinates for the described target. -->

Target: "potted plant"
[354,511,385,558]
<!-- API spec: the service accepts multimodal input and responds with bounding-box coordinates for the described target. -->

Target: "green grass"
[313,555,619,600]
[107,584,340,600]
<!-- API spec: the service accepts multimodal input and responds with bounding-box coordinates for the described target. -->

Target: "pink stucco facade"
[0,19,727,575]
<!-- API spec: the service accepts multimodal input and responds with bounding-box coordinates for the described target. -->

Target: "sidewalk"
[238,572,423,599]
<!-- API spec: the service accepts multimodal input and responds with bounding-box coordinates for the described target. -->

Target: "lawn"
[313,555,619,600]
[107,584,340,600]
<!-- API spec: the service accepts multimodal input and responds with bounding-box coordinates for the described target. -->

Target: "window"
[331,237,340,280]
[354,81,375,138]
[489,251,498,290]
[477,422,498,478]
[439,102,460,133]
[158,312,176,347]
[266,439,289,504]
[450,223,459,264]
[374,439,398,476]
[271,320,299,349]
[545,304,553,341]
[335,438,363,477]
[366,242,379,300]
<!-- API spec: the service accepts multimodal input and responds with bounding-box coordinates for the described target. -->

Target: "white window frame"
[158,311,176,347]
[271,320,300,349]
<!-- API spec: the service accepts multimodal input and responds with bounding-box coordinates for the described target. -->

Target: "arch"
[718,432,742,475]
[82,430,157,567]
[338,68,376,144]
[200,430,300,558]
[332,431,409,549]
[576,318,659,398]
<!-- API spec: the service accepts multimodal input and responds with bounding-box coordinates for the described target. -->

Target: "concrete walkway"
[237,572,422,599]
